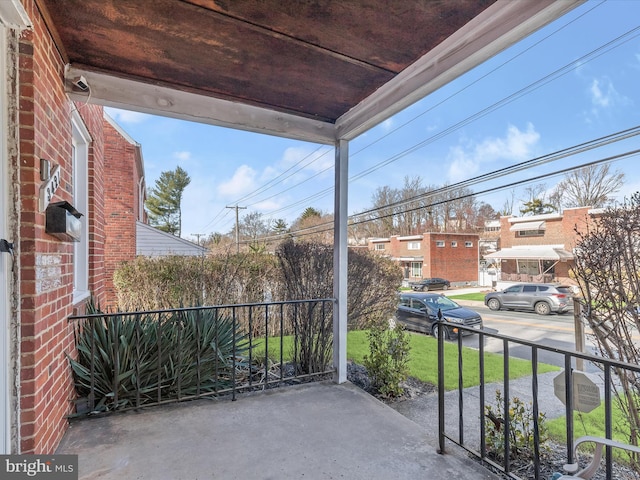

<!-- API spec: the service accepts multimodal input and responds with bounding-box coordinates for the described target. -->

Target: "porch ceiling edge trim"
[335,0,585,141]
[64,67,337,145]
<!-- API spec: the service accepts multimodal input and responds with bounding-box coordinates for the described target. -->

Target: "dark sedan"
[396,292,483,339]
[409,277,451,291]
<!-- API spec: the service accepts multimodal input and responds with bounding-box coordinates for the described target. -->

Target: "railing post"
[573,298,585,371]
[438,320,445,454]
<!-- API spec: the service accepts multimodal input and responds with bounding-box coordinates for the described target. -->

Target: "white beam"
[333,139,348,384]
[64,67,337,145]
[335,0,585,140]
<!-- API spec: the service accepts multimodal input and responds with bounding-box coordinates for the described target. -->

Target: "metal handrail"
[437,322,640,480]
[68,298,335,416]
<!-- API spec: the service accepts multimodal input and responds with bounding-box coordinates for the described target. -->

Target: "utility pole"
[226,205,247,253]
[191,233,204,245]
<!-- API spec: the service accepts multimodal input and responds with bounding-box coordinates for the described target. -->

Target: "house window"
[465,241,473,247]
[517,230,545,237]
[374,243,385,251]
[517,260,540,275]
[451,241,457,247]
[410,262,422,277]
[407,241,420,250]
[72,110,90,304]
[436,241,445,247]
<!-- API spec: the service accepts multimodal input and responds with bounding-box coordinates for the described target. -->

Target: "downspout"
[333,139,348,383]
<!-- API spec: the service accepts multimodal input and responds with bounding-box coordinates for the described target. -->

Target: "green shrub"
[485,389,549,462]
[69,304,249,413]
[363,323,410,398]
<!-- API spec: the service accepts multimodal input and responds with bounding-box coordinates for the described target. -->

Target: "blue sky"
[106,0,640,242]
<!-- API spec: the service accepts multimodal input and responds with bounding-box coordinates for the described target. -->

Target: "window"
[436,241,445,247]
[523,285,537,293]
[451,241,457,247]
[374,243,385,251]
[517,260,540,275]
[465,241,473,247]
[517,230,545,237]
[72,111,90,304]
[407,241,421,250]
[410,262,422,277]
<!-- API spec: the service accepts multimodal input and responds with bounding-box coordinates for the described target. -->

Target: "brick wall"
[17,0,105,454]
[368,232,479,284]
[425,233,479,282]
[103,120,140,308]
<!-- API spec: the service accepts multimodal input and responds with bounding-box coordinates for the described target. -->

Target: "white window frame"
[465,241,473,247]
[410,262,422,277]
[407,241,420,250]
[436,240,445,248]
[71,111,90,305]
[374,243,385,251]
[451,241,457,247]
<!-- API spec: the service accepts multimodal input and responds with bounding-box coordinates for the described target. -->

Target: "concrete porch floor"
[56,381,498,480]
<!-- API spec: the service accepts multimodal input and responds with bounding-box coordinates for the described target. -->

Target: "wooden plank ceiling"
[36,0,582,143]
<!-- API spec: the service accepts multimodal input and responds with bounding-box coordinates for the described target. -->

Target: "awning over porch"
[485,246,574,261]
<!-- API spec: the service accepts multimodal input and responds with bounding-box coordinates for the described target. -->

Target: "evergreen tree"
[146,166,191,236]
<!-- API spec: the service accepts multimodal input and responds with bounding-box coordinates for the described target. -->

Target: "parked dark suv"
[396,292,483,339]
[409,277,451,291]
[484,283,573,315]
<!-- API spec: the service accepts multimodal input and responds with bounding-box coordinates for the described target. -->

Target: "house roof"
[136,221,207,257]
[37,0,583,144]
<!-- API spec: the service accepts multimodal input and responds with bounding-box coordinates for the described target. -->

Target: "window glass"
[537,286,549,292]
[465,241,473,247]
[451,241,457,247]
[407,241,421,250]
[410,262,422,277]
[436,241,445,247]
[523,285,536,292]
[505,286,521,293]
[375,243,385,250]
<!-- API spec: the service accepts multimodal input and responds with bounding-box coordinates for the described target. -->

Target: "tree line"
[145,164,625,249]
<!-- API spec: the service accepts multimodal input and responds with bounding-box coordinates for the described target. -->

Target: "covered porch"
[485,245,575,284]
[56,381,496,480]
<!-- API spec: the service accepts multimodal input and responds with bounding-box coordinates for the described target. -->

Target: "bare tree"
[572,193,640,460]
[556,164,625,208]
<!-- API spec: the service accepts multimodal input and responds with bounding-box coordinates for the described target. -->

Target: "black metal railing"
[68,299,334,415]
[436,323,640,480]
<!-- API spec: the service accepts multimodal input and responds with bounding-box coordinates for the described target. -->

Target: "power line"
[252,21,640,219]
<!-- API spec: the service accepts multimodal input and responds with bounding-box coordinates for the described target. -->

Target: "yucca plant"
[69,304,249,413]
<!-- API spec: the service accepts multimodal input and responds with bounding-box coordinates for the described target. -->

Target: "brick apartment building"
[369,232,480,285]
[485,207,600,285]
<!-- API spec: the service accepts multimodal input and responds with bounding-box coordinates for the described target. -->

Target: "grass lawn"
[547,398,637,464]
[447,292,486,302]
[253,330,558,391]
[346,330,558,390]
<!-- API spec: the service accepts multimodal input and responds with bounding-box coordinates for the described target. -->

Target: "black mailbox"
[45,201,83,242]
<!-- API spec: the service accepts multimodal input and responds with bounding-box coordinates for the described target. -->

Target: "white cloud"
[104,107,149,124]
[217,165,257,197]
[173,151,192,162]
[590,78,613,108]
[280,146,333,176]
[447,123,540,182]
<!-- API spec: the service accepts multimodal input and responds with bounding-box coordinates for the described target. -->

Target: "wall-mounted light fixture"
[40,158,50,181]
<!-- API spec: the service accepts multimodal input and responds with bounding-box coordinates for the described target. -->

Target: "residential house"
[485,207,600,285]
[369,233,479,286]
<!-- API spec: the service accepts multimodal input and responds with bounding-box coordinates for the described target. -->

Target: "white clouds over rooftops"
[217,164,257,197]
[446,123,540,183]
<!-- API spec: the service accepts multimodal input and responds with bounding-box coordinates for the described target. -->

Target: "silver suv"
[484,283,573,315]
